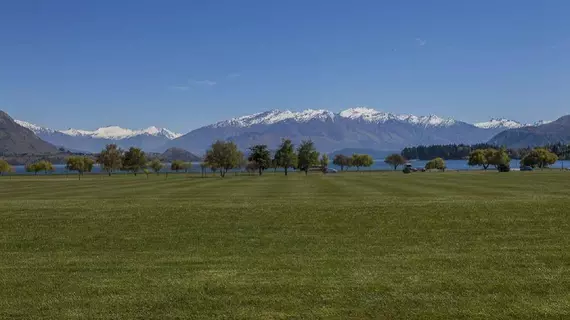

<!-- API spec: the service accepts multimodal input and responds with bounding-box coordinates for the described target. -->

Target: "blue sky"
[1,0,569,132]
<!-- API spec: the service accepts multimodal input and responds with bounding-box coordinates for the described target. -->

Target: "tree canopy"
[97,144,123,176]
[296,140,320,175]
[248,144,271,176]
[384,154,406,170]
[274,139,297,175]
[425,157,446,171]
[149,159,164,174]
[66,156,94,179]
[0,159,13,175]
[332,154,351,171]
[204,140,243,177]
[170,160,185,172]
[520,148,558,168]
[352,154,374,171]
[122,147,147,176]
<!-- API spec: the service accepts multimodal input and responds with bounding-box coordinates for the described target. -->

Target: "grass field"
[1,171,570,319]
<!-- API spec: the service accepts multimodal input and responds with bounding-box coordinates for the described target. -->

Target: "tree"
[170,160,185,173]
[38,160,55,174]
[248,144,271,176]
[274,139,297,176]
[204,140,242,177]
[122,147,146,176]
[66,156,94,180]
[468,149,489,170]
[297,140,319,175]
[360,154,374,170]
[488,148,510,168]
[351,154,373,171]
[520,148,558,169]
[149,159,163,175]
[425,157,446,171]
[333,154,350,171]
[97,144,123,176]
[26,163,41,175]
[143,168,150,178]
[320,154,329,171]
[384,154,406,170]
[0,160,13,176]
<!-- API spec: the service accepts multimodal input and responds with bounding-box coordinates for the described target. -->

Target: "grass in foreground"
[1,171,570,319]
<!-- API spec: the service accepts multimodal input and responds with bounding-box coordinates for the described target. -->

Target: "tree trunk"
[259,167,263,176]
[285,167,288,176]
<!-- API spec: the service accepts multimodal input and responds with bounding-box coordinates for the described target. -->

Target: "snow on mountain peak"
[339,107,456,126]
[16,120,181,140]
[60,125,182,139]
[212,109,335,128]
[14,120,56,134]
[474,118,524,129]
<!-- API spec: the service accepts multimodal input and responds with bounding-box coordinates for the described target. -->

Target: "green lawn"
[1,171,570,319]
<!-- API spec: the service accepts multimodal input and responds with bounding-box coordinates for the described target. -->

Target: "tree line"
[331,154,374,171]
[402,143,570,161]
[468,147,559,170]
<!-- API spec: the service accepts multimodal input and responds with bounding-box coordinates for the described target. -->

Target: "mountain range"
[163,108,551,153]
[14,120,182,153]
[7,107,565,154]
[489,115,570,148]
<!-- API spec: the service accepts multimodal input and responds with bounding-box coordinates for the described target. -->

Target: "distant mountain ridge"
[14,107,553,154]
[166,107,549,153]
[488,115,570,148]
[14,120,182,153]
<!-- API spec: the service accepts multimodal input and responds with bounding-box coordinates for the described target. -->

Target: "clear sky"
[1,0,569,133]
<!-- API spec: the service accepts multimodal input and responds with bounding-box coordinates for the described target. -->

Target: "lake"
[10,159,568,175]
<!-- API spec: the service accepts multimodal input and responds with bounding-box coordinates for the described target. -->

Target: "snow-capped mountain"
[15,120,182,153]
[167,107,544,153]
[211,107,457,128]
[16,107,554,154]
[473,118,525,129]
[14,120,57,135]
[60,125,181,140]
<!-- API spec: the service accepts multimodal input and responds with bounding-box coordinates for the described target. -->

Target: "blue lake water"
[10,159,568,175]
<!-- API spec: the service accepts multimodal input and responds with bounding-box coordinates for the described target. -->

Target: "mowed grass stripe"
[2,172,570,318]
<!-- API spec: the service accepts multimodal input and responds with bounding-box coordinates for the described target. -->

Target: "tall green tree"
[122,147,147,176]
[149,159,163,175]
[170,160,185,173]
[66,156,94,180]
[488,148,510,168]
[320,154,329,171]
[39,160,55,174]
[333,154,350,171]
[26,163,41,175]
[352,154,373,171]
[248,144,271,176]
[204,140,243,177]
[425,157,446,171]
[520,148,558,169]
[297,140,319,175]
[274,139,297,176]
[0,160,13,176]
[468,149,489,170]
[384,154,406,170]
[97,144,123,176]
